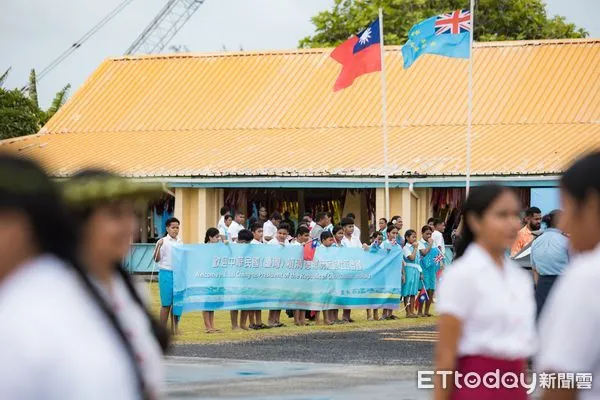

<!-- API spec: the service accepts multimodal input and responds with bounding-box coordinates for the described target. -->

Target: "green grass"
[145,282,437,343]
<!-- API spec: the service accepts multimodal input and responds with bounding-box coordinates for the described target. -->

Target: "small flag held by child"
[416,286,429,305]
[304,238,319,261]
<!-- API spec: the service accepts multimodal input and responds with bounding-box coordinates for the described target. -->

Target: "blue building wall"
[530,188,560,215]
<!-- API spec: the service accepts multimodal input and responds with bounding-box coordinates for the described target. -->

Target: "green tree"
[0,67,71,139]
[299,0,588,47]
[0,88,40,140]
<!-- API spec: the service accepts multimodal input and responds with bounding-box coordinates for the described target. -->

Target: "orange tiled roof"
[2,39,599,178]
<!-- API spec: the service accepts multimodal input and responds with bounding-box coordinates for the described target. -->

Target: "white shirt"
[341,236,362,248]
[156,235,182,270]
[262,220,277,241]
[250,239,262,245]
[352,225,361,240]
[0,255,162,400]
[217,215,227,232]
[268,238,288,246]
[309,221,316,230]
[437,243,536,359]
[432,230,445,252]
[228,221,244,240]
[536,244,600,400]
[93,274,164,399]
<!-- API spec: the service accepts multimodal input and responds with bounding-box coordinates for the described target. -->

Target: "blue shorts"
[158,269,173,307]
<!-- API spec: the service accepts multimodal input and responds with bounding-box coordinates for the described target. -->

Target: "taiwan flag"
[304,238,320,261]
[331,18,382,91]
[416,286,429,305]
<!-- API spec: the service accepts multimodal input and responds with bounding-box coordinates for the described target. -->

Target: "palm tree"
[24,68,71,125]
[0,67,71,139]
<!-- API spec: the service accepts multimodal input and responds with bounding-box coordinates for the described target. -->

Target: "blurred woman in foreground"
[64,169,170,399]
[537,151,600,400]
[434,184,536,400]
[0,155,161,399]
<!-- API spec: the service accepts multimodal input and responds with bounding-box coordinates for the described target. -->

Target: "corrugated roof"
[2,39,599,178]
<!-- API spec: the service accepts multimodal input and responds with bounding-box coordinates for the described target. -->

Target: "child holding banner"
[248,222,269,330]
[320,231,337,325]
[332,225,345,247]
[417,225,439,317]
[402,230,423,318]
[153,217,183,333]
[267,223,291,327]
[340,217,361,323]
[380,223,400,321]
[236,229,254,330]
[366,231,384,321]
[250,222,263,244]
[202,228,221,333]
[291,226,312,326]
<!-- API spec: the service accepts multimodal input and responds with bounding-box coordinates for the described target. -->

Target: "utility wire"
[22,0,136,91]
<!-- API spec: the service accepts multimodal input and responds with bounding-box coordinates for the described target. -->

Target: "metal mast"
[125,0,205,55]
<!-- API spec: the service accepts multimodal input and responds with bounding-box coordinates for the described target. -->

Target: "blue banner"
[172,243,402,313]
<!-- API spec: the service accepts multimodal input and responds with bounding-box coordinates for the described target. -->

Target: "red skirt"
[450,355,527,400]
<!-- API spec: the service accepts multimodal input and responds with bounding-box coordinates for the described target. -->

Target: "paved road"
[171,325,436,366]
[164,325,437,399]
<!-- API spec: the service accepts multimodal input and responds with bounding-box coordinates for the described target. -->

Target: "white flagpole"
[378,7,390,219]
[465,1,475,196]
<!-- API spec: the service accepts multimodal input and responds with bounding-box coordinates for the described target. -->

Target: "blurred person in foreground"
[530,209,569,318]
[0,155,164,400]
[64,169,170,399]
[435,184,536,400]
[537,151,600,400]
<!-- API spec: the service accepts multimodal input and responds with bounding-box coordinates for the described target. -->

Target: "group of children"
[156,209,447,334]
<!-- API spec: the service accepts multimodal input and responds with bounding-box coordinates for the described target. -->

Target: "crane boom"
[125,0,205,55]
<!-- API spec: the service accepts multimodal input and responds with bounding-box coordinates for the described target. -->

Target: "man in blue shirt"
[531,210,570,318]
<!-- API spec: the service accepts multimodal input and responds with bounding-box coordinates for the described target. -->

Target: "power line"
[22,0,136,90]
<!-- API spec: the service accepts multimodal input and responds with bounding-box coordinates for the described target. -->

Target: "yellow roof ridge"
[110,38,600,62]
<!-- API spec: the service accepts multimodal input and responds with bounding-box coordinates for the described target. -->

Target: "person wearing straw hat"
[62,169,170,399]
[0,155,166,400]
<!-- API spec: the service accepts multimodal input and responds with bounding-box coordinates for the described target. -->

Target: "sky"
[1,0,598,106]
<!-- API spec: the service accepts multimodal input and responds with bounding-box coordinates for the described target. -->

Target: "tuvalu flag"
[331,18,382,91]
[402,9,472,69]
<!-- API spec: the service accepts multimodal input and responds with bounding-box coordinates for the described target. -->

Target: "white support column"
[174,187,185,241]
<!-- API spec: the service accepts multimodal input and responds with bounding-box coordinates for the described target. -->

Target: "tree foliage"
[0,68,70,140]
[299,0,588,48]
[0,88,40,140]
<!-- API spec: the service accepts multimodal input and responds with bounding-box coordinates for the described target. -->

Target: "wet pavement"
[164,326,436,399]
[164,357,431,399]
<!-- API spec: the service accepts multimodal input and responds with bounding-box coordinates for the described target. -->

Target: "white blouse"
[157,235,182,270]
[437,243,537,359]
[0,255,161,400]
[262,220,277,241]
[536,243,600,400]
